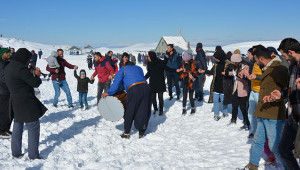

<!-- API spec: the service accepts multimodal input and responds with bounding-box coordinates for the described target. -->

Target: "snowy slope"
[0,39,285,170]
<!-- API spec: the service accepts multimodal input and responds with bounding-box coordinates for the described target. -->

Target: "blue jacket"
[107,65,146,95]
[195,48,207,71]
[164,50,181,69]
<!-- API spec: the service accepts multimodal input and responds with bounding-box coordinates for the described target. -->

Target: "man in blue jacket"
[164,44,181,100]
[102,65,152,139]
[195,43,207,101]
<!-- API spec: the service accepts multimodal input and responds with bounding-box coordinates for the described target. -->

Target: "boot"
[191,108,195,115]
[153,109,158,115]
[228,119,236,125]
[182,109,187,115]
[169,91,173,100]
[214,115,221,121]
[240,124,250,131]
[120,133,130,139]
[243,162,258,170]
[159,111,163,116]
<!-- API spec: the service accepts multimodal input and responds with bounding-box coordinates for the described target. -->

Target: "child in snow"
[46,51,60,83]
[224,54,250,129]
[74,68,94,109]
[179,51,198,115]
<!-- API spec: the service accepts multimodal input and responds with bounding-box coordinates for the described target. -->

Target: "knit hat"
[0,48,10,60]
[234,49,241,54]
[267,47,279,56]
[182,51,192,61]
[231,54,242,62]
[122,52,129,58]
[13,48,32,65]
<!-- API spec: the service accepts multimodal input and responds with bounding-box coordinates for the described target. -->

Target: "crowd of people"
[1,38,300,170]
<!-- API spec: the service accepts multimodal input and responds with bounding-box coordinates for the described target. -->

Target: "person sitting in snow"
[178,51,198,115]
[74,68,94,110]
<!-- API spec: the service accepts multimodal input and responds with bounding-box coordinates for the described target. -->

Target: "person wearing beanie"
[46,49,78,108]
[4,48,47,160]
[0,48,12,138]
[267,46,289,68]
[194,43,207,101]
[199,46,228,121]
[119,52,135,68]
[178,52,198,115]
[225,54,250,130]
[74,68,94,110]
[164,44,182,100]
[145,51,180,116]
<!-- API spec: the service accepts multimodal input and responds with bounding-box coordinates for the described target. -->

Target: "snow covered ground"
[0,38,285,169]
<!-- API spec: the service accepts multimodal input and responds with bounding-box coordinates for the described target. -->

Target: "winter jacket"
[30,53,38,67]
[105,55,119,74]
[195,48,207,71]
[254,59,288,120]
[251,63,262,92]
[92,56,114,83]
[206,59,226,100]
[38,50,43,56]
[145,59,176,93]
[164,49,181,69]
[74,70,94,93]
[46,57,75,81]
[231,64,249,97]
[46,51,60,68]
[0,59,9,95]
[108,65,147,95]
[223,60,234,105]
[4,60,47,123]
[179,61,198,90]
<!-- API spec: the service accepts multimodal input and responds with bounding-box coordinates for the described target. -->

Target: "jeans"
[250,118,286,168]
[52,80,73,106]
[196,73,205,100]
[166,72,180,98]
[213,92,228,116]
[248,91,259,135]
[97,81,111,103]
[79,93,88,108]
[11,120,40,159]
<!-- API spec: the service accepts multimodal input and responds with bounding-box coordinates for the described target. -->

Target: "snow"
[0,38,286,170]
[163,36,189,51]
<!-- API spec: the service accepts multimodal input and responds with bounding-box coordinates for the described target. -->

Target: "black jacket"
[145,59,176,93]
[30,53,38,67]
[195,48,207,71]
[4,60,47,123]
[74,70,94,93]
[0,59,9,95]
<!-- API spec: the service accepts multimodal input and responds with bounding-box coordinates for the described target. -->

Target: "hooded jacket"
[46,51,60,68]
[164,49,181,69]
[195,47,207,71]
[74,70,94,93]
[92,56,114,83]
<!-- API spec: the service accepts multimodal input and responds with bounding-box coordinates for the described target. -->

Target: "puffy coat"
[92,56,114,83]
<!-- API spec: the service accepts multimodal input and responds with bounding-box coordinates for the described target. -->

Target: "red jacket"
[92,56,114,83]
[46,57,75,81]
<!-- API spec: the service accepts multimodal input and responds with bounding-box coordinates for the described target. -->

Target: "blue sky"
[1,0,300,47]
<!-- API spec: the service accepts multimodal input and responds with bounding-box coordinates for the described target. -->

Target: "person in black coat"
[4,48,47,160]
[74,69,94,109]
[145,51,179,116]
[30,50,38,68]
[0,48,12,138]
[195,43,207,101]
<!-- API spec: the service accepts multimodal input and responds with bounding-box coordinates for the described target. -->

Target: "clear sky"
[1,0,300,46]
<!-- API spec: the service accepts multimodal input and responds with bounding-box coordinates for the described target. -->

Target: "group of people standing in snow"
[2,38,300,170]
[196,39,300,170]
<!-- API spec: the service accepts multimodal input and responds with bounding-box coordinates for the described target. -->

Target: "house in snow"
[155,36,193,55]
[82,45,95,54]
[69,46,82,55]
